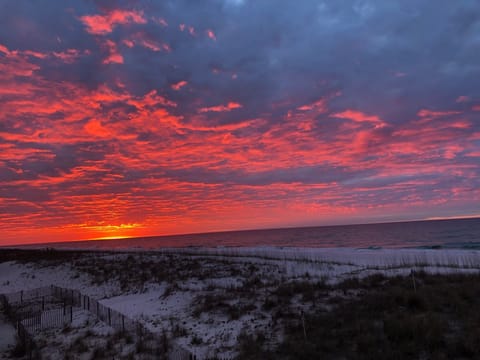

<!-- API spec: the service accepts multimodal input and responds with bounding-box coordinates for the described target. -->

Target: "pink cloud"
[80,9,146,35]
[0,43,10,54]
[22,50,48,59]
[331,109,384,125]
[102,40,123,64]
[153,17,168,27]
[123,33,171,52]
[297,98,327,112]
[179,24,196,36]
[53,49,89,63]
[199,102,243,113]
[206,29,216,41]
[417,109,461,118]
[456,95,470,103]
[122,39,135,48]
[171,80,188,91]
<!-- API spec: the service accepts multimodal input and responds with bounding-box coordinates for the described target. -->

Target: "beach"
[2,247,480,359]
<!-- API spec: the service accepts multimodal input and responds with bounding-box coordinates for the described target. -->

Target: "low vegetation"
[3,249,480,359]
[238,272,480,359]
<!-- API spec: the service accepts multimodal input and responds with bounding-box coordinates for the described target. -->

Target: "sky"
[1,0,480,245]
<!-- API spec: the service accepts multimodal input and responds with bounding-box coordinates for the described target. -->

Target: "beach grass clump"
[243,272,480,359]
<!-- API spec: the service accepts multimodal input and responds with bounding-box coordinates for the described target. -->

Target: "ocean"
[35,218,480,250]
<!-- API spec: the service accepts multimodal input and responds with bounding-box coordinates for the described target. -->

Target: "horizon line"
[3,215,479,248]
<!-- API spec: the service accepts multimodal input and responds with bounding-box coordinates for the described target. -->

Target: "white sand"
[2,247,480,358]
[0,315,16,358]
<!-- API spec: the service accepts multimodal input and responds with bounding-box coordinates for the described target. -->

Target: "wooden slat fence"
[4,286,52,305]
[51,285,194,359]
[0,293,41,360]
[21,307,72,332]
[2,285,222,360]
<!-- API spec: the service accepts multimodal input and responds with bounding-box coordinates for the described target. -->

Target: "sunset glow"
[0,1,479,245]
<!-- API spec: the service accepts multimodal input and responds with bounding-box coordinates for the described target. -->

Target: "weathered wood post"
[301,310,307,341]
[411,269,417,293]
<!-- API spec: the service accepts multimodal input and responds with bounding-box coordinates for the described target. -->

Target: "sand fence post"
[300,309,307,341]
[411,269,417,293]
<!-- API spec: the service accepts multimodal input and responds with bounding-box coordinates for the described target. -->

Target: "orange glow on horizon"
[91,235,136,241]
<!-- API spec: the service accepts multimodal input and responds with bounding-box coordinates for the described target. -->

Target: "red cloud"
[80,9,146,35]
[297,98,327,112]
[84,119,111,138]
[171,80,188,91]
[123,33,171,52]
[199,102,243,113]
[331,109,383,125]
[139,38,170,52]
[102,40,123,64]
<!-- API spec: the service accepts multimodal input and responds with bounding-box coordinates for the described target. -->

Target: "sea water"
[38,218,480,250]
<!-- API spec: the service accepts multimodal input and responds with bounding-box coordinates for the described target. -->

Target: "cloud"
[331,110,384,126]
[417,109,462,118]
[171,80,188,90]
[198,102,243,113]
[1,0,480,244]
[102,39,123,64]
[80,9,146,35]
[206,29,216,41]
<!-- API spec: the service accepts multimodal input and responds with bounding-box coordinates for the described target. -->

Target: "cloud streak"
[80,9,146,35]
